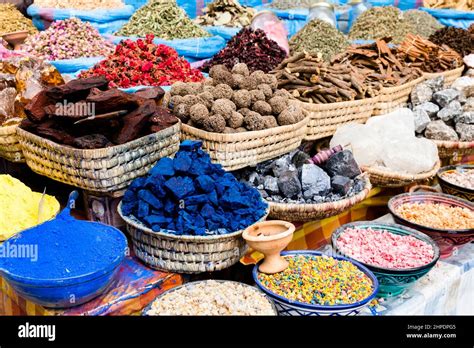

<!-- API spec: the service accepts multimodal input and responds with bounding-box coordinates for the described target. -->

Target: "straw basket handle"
[408,185,440,193]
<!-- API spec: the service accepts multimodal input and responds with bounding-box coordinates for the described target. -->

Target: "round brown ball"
[269,96,287,114]
[264,74,279,90]
[238,108,252,117]
[223,127,237,134]
[232,89,251,109]
[202,114,226,133]
[244,111,266,131]
[273,89,291,99]
[214,84,234,100]
[252,100,272,115]
[170,95,184,107]
[182,95,201,108]
[262,115,279,129]
[198,91,214,109]
[250,70,267,85]
[227,111,244,128]
[278,104,304,126]
[211,99,236,119]
[250,89,265,104]
[170,82,189,96]
[232,63,250,77]
[173,103,189,122]
[257,84,273,99]
[189,103,209,124]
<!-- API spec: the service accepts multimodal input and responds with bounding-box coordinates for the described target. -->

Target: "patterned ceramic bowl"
[252,250,379,316]
[388,192,474,259]
[437,165,473,202]
[331,222,440,298]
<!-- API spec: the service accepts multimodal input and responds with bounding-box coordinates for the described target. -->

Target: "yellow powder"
[0,175,60,240]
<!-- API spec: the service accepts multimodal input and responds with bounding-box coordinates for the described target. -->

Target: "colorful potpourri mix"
[257,255,374,306]
[336,227,435,269]
[395,202,474,230]
[79,35,204,88]
[440,169,474,190]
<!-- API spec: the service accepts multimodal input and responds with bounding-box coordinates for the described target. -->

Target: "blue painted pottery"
[437,164,474,202]
[252,250,379,316]
[0,192,127,308]
[331,222,440,298]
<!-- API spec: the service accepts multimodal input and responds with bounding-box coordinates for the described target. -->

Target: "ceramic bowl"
[252,250,379,316]
[142,280,278,315]
[388,192,474,259]
[437,164,473,202]
[331,222,440,298]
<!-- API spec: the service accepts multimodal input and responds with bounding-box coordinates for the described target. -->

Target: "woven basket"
[16,122,181,192]
[180,115,309,171]
[118,202,269,274]
[267,174,371,222]
[361,160,441,188]
[433,139,474,163]
[373,76,425,116]
[0,124,24,163]
[299,96,379,141]
[423,66,464,87]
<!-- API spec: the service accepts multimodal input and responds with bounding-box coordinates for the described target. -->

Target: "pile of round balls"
[336,227,435,269]
[257,254,373,306]
[169,63,305,133]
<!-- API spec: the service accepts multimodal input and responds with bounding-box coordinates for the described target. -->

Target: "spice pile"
[289,19,349,62]
[146,281,275,315]
[237,148,366,204]
[195,0,255,27]
[395,202,474,230]
[348,6,415,44]
[398,34,463,73]
[423,0,473,10]
[121,140,268,235]
[269,0,315,9]
[273,52,376,104]
[330,108,439,174]
[79,35,203,88]
[170,63,304,133]
[0,57,64,126]
[22,18,115,61]
[429,27,474,58]
[333,39,423,90]
[0,174,59,241]
[202,28,286,73]
[116,0,210,39]
[410,77,474,142]
[257,254,374,306]
[440,169,474,189]
[34,0,125,9]
[21,76,177,149]
[404,9,443,39]
[336,227,435,269]
[0,4,37,36]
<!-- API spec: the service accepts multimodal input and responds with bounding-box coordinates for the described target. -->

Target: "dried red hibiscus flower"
[79,34,203,88]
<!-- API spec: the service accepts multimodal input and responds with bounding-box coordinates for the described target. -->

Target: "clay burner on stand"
[243,220,295,274]
[2,30,28,50]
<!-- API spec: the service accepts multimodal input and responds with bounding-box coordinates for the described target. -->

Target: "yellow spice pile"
[0,175,59,240]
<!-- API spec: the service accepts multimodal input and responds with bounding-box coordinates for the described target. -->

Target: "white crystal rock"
[452,76,474,98]
[464,54,474,68]
[366,108,415,140]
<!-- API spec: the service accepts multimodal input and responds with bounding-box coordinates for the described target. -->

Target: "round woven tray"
[118,202,270,274]
[373,76,425,116]
[298,96,379,141]
[423,66,464,87]
[361,160,441,188]
[432,139,474,163]
[0,124,24,163]
[267,174,372,222]
[16,122,181,192]
[181,115,309,172]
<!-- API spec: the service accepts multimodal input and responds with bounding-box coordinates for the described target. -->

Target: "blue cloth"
[123,0,148,9]
[202,26,240,41]
[27,4,134,34]
[48,57,104,74]
[420,7,474,29]
[178,0,274,18]
[109,35,226,61]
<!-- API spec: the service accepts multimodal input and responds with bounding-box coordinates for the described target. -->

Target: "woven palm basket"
[423,66,464,86]
[118,202,269,274]
[433,140,474,164]
[181,115,309,171]
[299,96,379,141]
[267,174,372,222]
[373,76,425,116]
[361,160,441,188]
[16,122,181,192]
[0,124,24,163]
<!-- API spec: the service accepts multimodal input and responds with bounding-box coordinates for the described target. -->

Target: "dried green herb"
[269,0,316,9]
[116,0,211,39]
[348,6,415,44]
[404,9,443,38]
[195,0,254,27]
[0,4,37,36]
[289,19,349,62]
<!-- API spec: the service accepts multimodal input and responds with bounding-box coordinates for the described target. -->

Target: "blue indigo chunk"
[149,157,175,177]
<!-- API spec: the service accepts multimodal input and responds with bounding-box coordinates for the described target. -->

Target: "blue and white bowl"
[252,250,379,316]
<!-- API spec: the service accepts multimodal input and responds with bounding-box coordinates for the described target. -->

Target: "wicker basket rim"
[379,75,425,94]
[267,174,371,210]
[422,65,465,77]
[181,111,309,141]
[0,123,19,135]
[294,95,380,112]
[361,160,441,180]
[432,139,474,149]
[118,201,270,242]
[16,121,181,157]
